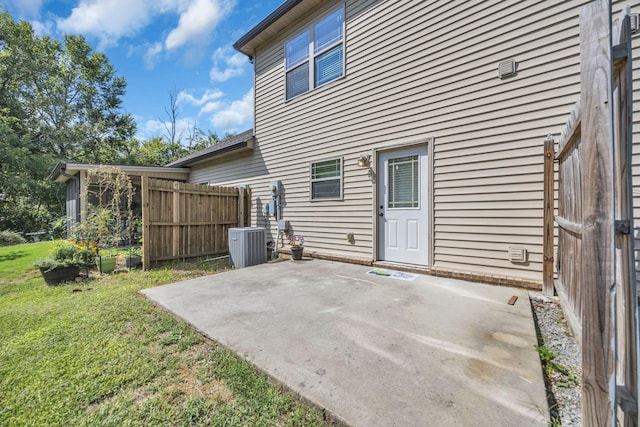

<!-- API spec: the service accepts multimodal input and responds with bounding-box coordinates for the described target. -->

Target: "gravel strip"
[530,294,582,426]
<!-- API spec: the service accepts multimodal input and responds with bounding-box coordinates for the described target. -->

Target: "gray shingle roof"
[166,129,254,167]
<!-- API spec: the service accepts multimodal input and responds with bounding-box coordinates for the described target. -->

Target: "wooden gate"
[141,178,251,267]
[548,100,583,337]
[543,2,637,425]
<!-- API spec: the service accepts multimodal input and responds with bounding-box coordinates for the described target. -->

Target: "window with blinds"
[285,7,344,100]
[311,158,342,200]
[387,155,419,208]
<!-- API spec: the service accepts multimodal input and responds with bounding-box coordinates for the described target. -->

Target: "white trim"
[309,157,344,201]
[62,163,190,175]
[374,138,433,266]
[427,137,435,267]
[284,4,345,101]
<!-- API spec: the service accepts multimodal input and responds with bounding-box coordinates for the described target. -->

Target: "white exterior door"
[378,146,428,265]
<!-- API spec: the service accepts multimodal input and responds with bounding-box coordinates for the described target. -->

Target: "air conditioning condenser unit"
[228,227,267,268]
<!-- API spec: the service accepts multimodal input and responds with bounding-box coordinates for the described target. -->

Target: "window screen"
[314,9,343,54]
[286,62,309,99]
[311,158,342,200]
[388,155,419,208]
[286,31,309,68]
[315,45,343,87]
[285,7,344,99]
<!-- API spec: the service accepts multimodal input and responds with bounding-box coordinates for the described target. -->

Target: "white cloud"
[165,0,235,51]
[11,0,43,17]
[143,42,164,69]
[211,88,253,132]
[200,101,225,114]
[141,117,199,142]
[141,118,167,137]
[177,89,224,106]
[30,19,54,36]
[136,88,253,140]
[209,46,247,82]
[57,0,154,49]
[55,0,234,53]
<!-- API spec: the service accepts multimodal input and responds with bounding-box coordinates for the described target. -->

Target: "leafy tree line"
[0,12,221,233]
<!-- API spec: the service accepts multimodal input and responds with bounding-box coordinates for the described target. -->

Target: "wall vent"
[498,59,517,79]
[229,227,267,268]
[508,246,528,263]
[631,14,640,34]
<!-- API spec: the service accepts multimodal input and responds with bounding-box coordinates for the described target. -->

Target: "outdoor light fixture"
[357,154,371,168]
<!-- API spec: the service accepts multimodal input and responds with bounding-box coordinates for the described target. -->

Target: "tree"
[127,137,187,166]
[0,113,62,232]
[162,88,181,146]
[0,12,136,232]
[0,12,135,162]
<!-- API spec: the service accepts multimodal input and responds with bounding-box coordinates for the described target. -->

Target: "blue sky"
[3,0,283,142]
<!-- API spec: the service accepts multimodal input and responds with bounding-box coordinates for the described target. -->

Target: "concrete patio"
[142,259,548,426]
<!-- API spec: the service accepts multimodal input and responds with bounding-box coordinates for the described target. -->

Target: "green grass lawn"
[0,242,326,426]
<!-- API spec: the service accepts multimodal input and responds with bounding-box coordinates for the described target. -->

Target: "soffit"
[234,0,323,57]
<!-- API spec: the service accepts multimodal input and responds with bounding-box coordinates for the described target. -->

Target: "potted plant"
[84,207,118,274]
[124,246,142,269]
[289,235,304,260]
[97,250,118,274]
[267,240,274,260]
[34,241,94,285]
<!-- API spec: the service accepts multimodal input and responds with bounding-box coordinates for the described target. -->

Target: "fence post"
[172,181,181,258]
[246,187,252,227]
[580,1,616,425]
[238,186,245,227]
[543,135,555,296]
[141,176,150,271]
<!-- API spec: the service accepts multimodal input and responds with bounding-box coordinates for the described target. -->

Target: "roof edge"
[233,0,304,56]
[167,129,255,168]
[47,162,67,182]
[48,162,191,183]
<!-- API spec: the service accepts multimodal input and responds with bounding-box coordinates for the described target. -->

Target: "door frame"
[372,137,434,266]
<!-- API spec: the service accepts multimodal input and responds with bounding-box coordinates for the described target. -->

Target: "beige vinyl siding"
[190,151,374,259]
[628,0,640,283]
[192,0,640,282]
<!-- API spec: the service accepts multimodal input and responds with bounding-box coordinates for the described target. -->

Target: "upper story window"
[285,7,344,100]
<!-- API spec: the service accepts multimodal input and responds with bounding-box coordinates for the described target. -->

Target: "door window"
[387,155,419,209]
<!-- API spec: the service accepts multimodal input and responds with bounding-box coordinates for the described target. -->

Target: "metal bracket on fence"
[615,220,631,235]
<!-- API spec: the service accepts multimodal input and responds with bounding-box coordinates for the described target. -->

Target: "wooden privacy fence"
[543,2,637,425]
[141,178,251,267]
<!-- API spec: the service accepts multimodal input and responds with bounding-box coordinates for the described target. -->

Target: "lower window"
[311,158,342,200]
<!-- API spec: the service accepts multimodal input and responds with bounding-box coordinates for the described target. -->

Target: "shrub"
[0,230,27,247]
[50,217,70,240]
[33,240,95,271]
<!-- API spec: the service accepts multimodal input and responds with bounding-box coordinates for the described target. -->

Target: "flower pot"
[97,256,117,274]
[125,255,142,269]
[39,265,80,285]
[291,247,303,260]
